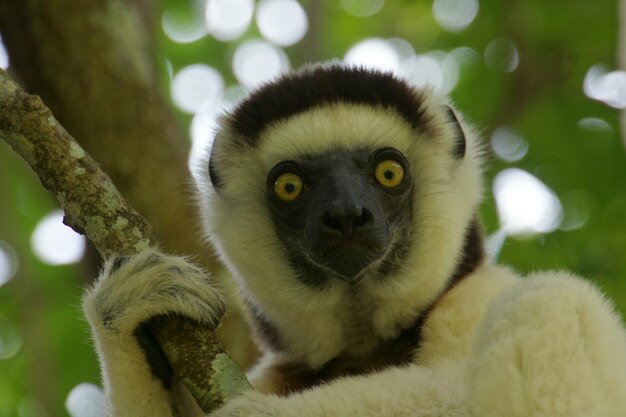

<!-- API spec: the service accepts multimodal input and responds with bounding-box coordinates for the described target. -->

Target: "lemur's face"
[266,147,412,282]
[200,65,484,325]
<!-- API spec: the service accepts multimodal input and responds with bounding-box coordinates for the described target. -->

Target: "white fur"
[468,271,626,417]
[83,251,224,417]
[212,361,469,417]
[208,265,626,416]
[84,67,626,416]
[85,251,626,416]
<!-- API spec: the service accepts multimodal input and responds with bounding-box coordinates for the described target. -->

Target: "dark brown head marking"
[228,64,430,145]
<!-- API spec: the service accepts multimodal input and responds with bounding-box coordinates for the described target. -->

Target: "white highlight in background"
[344,39,462,93]
[66,383,106,417]
[388,38,416,61]
[344,38,401,73]
[188,85,247,181]
[577,117,613,133]
[401,51,459,93]
[559,190,592,231]
[0,242,18,287]
[0,315,22,360]
[0,34,8,69]
[484,38,519,73]
[205,0,254,41]
[31,210,86,265]
[583,64,626,109]
[233,39,290,89]
[257,0,308,47]
[450,46,480,67]
[162,7,208,44]
[432,0,479,32]
[490,126,528,162]
[485,228,508,261]
[493,168,562,235]
[171,64,224,114]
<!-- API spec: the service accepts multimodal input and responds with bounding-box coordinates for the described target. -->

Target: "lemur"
[83,64,626,417]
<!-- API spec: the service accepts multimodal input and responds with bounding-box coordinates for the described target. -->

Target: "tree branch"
[0,68,251,413]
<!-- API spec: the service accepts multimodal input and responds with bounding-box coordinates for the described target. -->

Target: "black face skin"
[266,147,413,285]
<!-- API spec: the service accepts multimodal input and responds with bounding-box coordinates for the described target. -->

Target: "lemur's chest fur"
[252,300,426,395]
[249,221,496,395]
[252,262,519,395]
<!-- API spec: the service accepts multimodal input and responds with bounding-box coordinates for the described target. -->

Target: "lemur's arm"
[83,250,225,417]
[211,362,467,417]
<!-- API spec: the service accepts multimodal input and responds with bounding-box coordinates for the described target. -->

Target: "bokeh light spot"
[221,85,247,110]
[388,38,416,61]
[161,7,208,44]
[344,38,401,73]
[0,315,22,360]
[583,65,626,109]
[490,126,529,162]
[171,64,224,114]
[450,46,480,67]
[30,210,86,265]
[560,190,592,231]
[401,52,459,93]
[577,117,614,133]
[188,85,248,178]
[0,34,8,70]
[0,242,18,287]
[66,383,105,417]
[493,168,563,235]
[340,0,385,17]
[233,39,290,89]
[205,0,254,42]
[432,0,479,32]
[484,38,519,73]
[485,228,508,261]
[257,0,308,47]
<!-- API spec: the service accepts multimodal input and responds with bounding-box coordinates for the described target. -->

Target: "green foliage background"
[0,0,625,415]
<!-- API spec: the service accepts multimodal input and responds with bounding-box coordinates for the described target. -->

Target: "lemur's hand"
[82,250,225,417]
[84,250,225,335]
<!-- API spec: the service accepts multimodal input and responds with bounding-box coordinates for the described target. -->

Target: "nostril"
[354,208,372,228]
[322,205,372,238]
[323,211,342,232]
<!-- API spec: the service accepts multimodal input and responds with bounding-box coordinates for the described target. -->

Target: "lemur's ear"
[444,106,466,160]
[208,146,222,190]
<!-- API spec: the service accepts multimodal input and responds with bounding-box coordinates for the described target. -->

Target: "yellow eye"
[374,160,405,188]
[273,173,304,202]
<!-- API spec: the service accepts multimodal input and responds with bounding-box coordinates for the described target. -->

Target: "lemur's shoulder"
[417,263,520,364]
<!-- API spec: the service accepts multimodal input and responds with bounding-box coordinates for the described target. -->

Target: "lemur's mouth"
[308,238,388,282]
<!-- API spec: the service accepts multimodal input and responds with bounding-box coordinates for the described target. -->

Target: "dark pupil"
[284,183,296,194]
[384,170,394,180]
